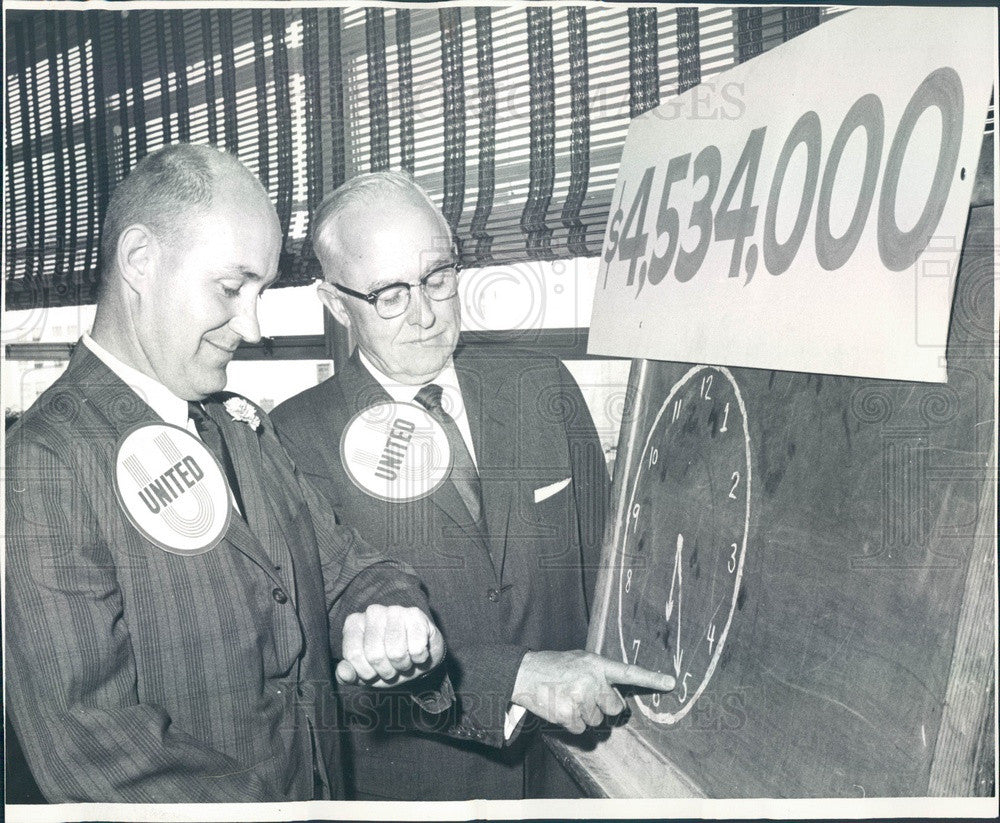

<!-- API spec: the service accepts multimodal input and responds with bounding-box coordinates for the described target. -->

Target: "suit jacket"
[4,345,432,803]
[271,346,610,799]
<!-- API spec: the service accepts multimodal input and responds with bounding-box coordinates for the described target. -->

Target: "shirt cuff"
[503,703,528,741]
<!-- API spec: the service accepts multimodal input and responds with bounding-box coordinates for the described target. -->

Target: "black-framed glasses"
[332,260,461,320]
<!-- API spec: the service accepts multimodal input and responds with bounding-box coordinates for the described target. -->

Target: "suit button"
[487,587,500,602]
[272,587,288,604]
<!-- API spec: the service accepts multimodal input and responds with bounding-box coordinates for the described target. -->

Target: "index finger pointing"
[598,658,676,692]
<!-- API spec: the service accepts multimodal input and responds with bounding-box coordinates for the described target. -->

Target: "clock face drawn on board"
[617,365,751,725]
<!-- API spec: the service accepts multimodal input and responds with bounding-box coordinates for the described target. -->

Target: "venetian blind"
[338,5,846,268]
[6,7,343,309]
[6,5,848,311]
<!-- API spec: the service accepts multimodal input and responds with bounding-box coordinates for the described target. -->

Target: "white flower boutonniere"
[224,397,261,431]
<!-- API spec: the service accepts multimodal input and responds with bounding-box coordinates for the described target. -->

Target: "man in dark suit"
[4,144,448,803]
[271,171,675,799]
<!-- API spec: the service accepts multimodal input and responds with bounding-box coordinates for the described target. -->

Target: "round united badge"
[114,423,232,555]
[340,401,451,502]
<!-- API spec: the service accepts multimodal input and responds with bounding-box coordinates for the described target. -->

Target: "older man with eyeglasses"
[271,171,674,800]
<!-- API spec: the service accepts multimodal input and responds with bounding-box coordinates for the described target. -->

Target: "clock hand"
[665,533,684,677]
[665,533,682,621]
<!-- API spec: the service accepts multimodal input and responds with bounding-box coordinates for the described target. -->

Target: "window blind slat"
[56,15,81,298]
[218,10,239,154]
[395,10,415,174]
[270,8,294,240]
[126,13,147,159]
[76,15,99,284]
[737,8,763,63]
[154,11,171,144]
[785,7,821,40]
[44,18,69,291]
[199,11,219,146]
[677,7,701,93]
[439,7,466,237]
[301,9,323,224]
[628,8,659,117]
[470,7,497,263]
[24,18,45,283]
[109,14,129,176]
[561,6,591,257]
[325,7,346,193]
[170,12,191,142]
[5,67,20,279]
[365,9,389,171]
[521,6,555,260]
[250,10,269,187]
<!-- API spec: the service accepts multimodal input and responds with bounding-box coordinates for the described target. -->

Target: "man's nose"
[229,298,262,344]
[405,284,436,329]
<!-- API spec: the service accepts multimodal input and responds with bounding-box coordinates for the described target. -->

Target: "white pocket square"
[534,477,571,503]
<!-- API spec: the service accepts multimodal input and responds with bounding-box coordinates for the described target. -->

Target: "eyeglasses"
[332,260,461,320]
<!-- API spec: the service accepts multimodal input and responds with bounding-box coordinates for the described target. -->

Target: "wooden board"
[548,151,995,798]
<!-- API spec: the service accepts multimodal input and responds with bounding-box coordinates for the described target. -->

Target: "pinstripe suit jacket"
[272,347,610,799]
[4,345,431,803]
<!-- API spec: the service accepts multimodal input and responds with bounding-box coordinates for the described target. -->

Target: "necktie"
[414,383,484,527]
[188,401,244,515]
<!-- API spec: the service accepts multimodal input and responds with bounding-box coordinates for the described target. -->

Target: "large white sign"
[588,6,995,383]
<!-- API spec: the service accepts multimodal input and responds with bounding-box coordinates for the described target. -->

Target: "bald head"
[311,171,451,282]
[99,143,268,293]
[91,141,282,400]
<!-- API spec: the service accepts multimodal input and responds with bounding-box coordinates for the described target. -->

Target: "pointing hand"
[511,649,676,734]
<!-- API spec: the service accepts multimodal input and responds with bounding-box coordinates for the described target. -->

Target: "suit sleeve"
[558,358,612,614]
[4,437,276,803]
[295,470,433,657]
[263,412,437,659]
[434,642,530,746]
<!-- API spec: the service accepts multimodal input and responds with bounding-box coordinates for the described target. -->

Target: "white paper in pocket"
[533,477,571,503]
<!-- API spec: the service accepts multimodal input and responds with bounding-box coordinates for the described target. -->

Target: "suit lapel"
[430,471,490,554]
[456,351,513,576]
[340,352,490,553]
[202,400,288,586]
[70,345,163,431]
[339,352,393,417]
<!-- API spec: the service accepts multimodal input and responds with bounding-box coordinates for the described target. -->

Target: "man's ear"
[116,224,158,294]
[317,281,352,328]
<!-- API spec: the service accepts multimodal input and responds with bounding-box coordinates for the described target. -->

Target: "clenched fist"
[511,649,676,734]
[336,604,446,687]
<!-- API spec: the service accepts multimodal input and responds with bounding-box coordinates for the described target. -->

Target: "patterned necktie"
[188,401,244,515]
[413,383,484,526]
